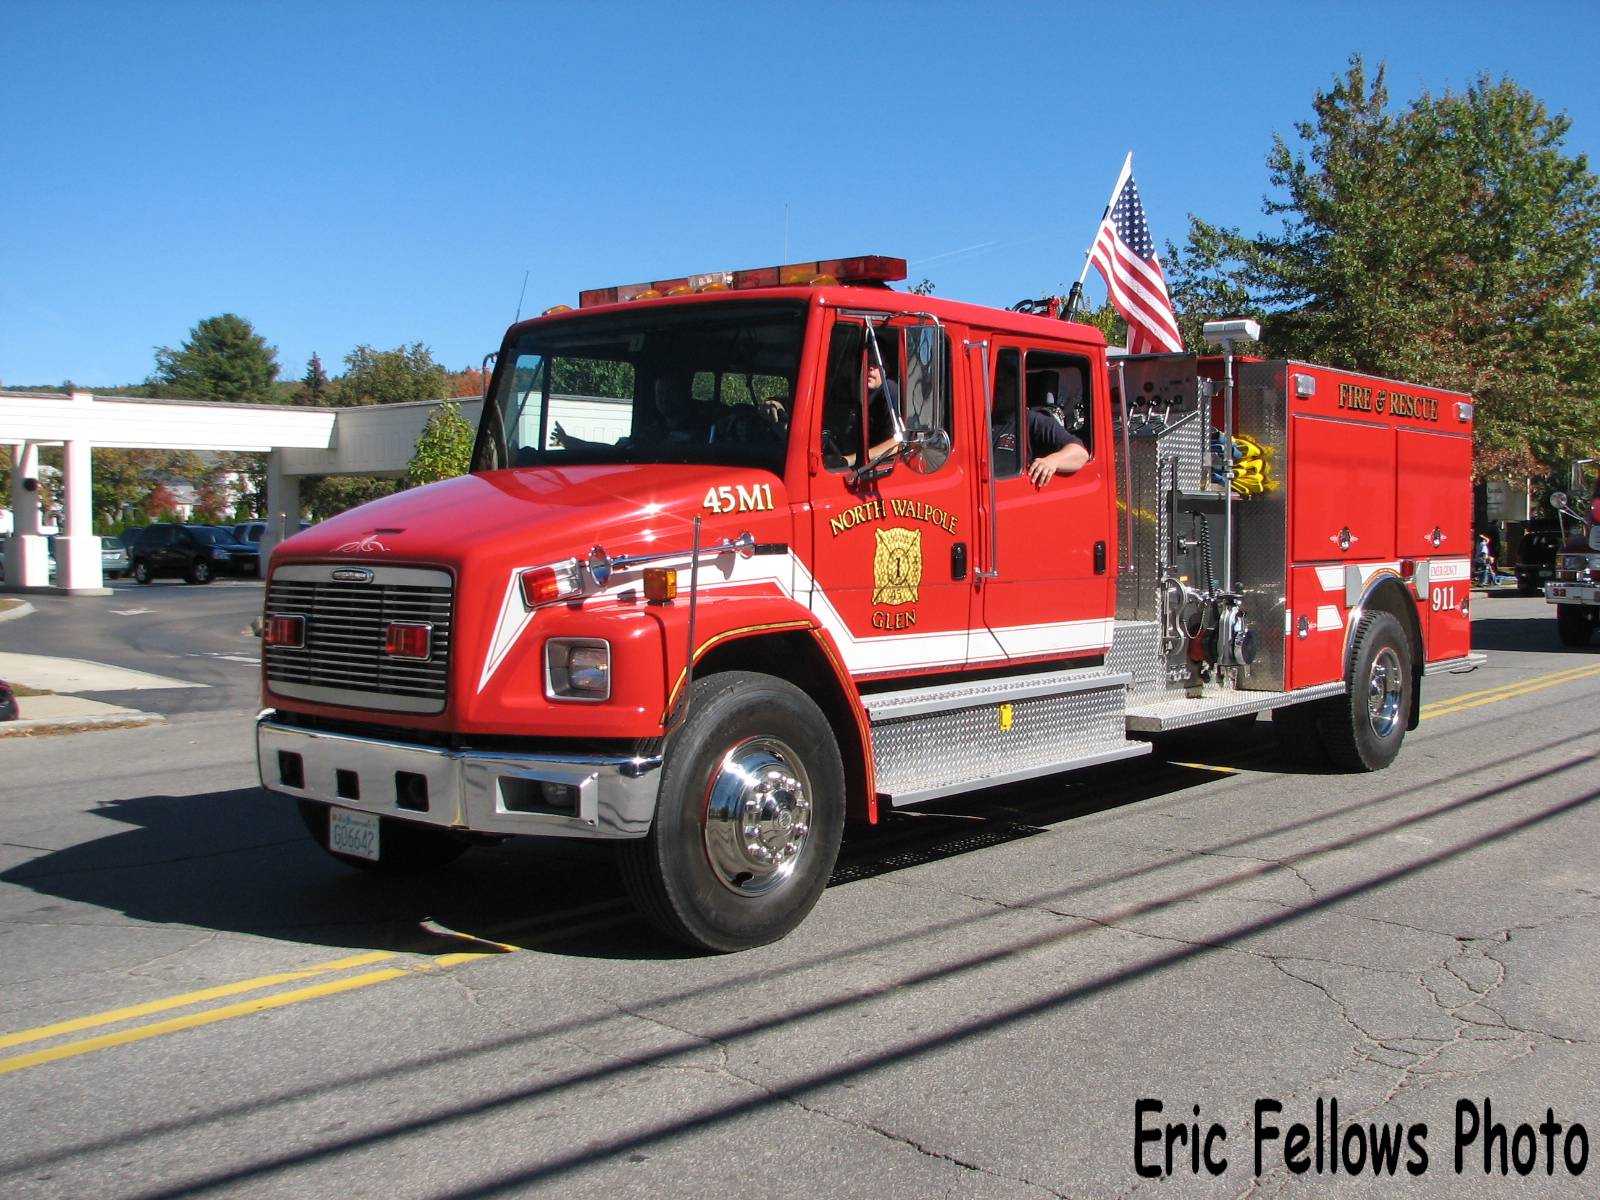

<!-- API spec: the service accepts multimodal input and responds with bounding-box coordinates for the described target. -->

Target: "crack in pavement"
[588,1001,1073,1198]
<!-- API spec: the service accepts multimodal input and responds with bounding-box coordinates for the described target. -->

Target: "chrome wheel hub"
[703,736,812,896]
[1367,646,1403,738]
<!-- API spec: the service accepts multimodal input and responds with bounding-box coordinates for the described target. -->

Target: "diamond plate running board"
[865,666,1151,807]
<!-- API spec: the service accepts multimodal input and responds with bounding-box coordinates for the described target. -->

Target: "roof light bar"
[576,256,906,308]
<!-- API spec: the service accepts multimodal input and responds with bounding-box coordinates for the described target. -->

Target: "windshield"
[473,301,805,474]
[187,527,232,545]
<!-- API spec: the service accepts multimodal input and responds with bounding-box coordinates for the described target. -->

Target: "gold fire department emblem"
[872,527,922,606]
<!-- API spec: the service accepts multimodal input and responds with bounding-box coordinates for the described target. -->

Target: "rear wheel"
[295,800,472,874]
[618,671,845,952]
[1314,611,1412,771]
[132,560,152,584]
[1556,604,1595,647]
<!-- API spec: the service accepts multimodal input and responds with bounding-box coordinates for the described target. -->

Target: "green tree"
[294,353,332,405]
[336,343,448,406]
[301,475,403,521]
[407,402,475,485]
[152,314,280,403]
[90,449,208,526]
[1168,57,1600,478]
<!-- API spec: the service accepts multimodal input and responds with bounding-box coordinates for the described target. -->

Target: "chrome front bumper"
[257,716,662,839]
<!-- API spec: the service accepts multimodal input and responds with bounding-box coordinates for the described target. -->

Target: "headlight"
[211,548,230,560]
[545,638,610,701]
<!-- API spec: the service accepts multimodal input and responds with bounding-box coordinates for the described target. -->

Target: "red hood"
[268,464,796,733]
[276,463,790,574]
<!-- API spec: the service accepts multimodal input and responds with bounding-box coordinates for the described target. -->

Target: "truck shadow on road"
[1470,612,1591,654]
[1,724,1305,960]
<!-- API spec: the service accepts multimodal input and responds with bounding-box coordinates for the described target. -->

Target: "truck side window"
[820,324,897,470]
[821,321,952,473]
[1023,351,1093,455]
[991,348,1024,478]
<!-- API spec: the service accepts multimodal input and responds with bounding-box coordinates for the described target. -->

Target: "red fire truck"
[257,255,1479,951]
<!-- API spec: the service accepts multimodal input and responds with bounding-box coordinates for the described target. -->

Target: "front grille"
[265,564,454,713]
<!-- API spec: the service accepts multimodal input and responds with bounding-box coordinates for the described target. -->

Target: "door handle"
[1094,540,1107,574]
[951,542,967,580]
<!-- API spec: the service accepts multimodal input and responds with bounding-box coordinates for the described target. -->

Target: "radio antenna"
[513,269,530,322]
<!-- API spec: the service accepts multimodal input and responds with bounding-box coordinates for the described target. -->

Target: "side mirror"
[1549,491,1585,523]
[900,425,951,474]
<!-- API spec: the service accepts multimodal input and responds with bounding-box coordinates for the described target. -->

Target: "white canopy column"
[4,442,51,589]
[54,398,106,593]
[262,450,303,565]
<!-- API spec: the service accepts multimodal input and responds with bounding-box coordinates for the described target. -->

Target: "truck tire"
[295,799,471,874]
[1556,604,1595,647]
[617,671,845,953]
[132,560,152,584]
[1314,611,1411,772]
[187,558,214,584]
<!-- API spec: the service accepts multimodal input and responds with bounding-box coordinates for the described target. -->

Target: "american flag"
[1089,154,1183,354]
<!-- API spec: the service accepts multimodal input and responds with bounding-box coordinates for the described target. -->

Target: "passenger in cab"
[991,360,1087,487]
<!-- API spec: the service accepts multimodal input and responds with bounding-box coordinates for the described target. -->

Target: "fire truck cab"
[257,255,1480,951]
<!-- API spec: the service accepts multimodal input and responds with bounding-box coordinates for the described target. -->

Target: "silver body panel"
[257,718,661,839]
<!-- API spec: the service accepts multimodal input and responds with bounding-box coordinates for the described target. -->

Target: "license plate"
[328,807,380,861]
[1553,587,1568,597]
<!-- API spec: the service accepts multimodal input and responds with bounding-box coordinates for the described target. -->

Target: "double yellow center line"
[0,947,496,1076]
[1421,661,1600,720]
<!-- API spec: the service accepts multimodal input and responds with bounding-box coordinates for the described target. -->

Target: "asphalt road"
[2,576,266,715]
[0,588,1596,1199]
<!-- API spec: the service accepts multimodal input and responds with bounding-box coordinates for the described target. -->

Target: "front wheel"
[618,671,846,952]
[1556,604,1595,647]
[187,558,214,584]
[1314,611,1412,771]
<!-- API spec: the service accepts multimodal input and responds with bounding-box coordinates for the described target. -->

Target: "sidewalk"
[0,603,176,735]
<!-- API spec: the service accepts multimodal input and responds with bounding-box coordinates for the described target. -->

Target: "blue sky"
[5,1,1597,389]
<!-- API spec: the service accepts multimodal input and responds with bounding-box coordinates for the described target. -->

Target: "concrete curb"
[0,600,36,623]
[0,711,167,737]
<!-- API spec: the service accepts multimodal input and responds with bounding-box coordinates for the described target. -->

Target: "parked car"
[101,539,130,579]
[0,679,17,721]
[116,527,146,555]
[233,519,312,576]
[129,524,259,584]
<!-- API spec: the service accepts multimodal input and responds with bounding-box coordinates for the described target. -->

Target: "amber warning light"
[576,255,906,309]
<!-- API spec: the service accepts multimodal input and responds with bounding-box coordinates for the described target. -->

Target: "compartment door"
[1396,429,1472,558]
[1290,416,1395,562]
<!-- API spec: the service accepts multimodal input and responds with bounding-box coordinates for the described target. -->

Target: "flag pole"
[1063,151,1134,321]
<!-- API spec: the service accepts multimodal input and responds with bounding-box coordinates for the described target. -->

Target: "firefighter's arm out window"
[991,349,1091,488]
